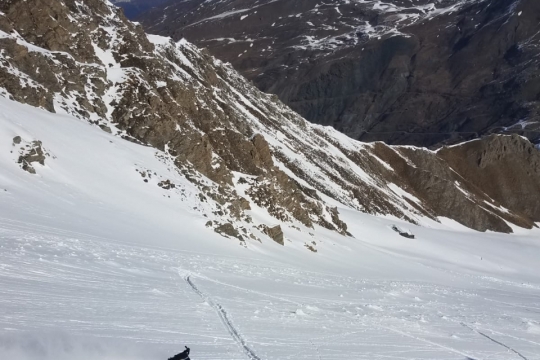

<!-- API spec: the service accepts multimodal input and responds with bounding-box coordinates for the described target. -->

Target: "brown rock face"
[364,135,540,232]
[215,223,241,240]
[261,224,284,245]
[140,0,540,147]
[251,134,274,169]
[438,135,540,225]
[1,0,539,237]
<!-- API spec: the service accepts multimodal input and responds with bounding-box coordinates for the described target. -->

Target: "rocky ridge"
[141,0,540,147]
[0,0,539,241]
[110,0,168,19]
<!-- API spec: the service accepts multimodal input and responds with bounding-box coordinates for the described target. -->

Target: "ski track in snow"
[379,325,480,360]
[2,225,540,359]
[184,274,261,360]
[186,271,302,307]
[461,323,529,360]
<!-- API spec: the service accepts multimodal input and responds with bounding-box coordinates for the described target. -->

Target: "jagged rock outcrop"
[215,222,241,240]
[140,0,540,147]
[14,138,49,174]
[260,224,284,245]
[1,0,539,238]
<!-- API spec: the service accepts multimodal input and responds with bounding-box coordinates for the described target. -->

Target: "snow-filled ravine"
[1,97,540,360]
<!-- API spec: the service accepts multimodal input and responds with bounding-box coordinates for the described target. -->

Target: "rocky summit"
[140,0,540,147]
[1,0,540,241]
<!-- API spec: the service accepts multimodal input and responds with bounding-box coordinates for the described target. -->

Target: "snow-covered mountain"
[140,0,540,146]
[1,1,540,359]
[1,0,540,237]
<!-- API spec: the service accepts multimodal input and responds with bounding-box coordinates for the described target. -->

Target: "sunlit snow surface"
[1,98,540,360]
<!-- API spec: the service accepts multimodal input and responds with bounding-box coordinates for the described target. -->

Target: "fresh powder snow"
[1,97,540,360]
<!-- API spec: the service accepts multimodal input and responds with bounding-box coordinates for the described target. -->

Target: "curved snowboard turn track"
[184,274,262,360]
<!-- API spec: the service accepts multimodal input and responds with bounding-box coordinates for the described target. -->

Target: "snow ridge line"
[461,323,529,360]
[184,274,262,360]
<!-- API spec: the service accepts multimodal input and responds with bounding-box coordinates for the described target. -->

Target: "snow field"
[1,98,540,360]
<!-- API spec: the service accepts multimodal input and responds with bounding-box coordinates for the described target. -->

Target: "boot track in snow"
[185,274,261,360]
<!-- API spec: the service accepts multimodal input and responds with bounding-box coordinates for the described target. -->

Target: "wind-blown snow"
[1,97,540,360]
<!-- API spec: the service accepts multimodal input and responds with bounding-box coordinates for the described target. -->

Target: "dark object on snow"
[168,346,190,360]
[391,225,415,239]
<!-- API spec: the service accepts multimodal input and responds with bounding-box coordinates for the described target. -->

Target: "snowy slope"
[1,97,540,360]
[1,1,540,358]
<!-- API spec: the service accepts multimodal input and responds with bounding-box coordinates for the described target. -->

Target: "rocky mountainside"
[1,0,539,240]
[141,0,540,147]
[110,0,169,19]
